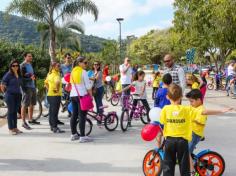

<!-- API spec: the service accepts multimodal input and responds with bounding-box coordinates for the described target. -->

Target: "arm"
[83,71,93,96]
[202,107,234,115]
[178,67,186,91]
[20,64,33,81]
[120,64,130,75]
[1,73,9,92]
[121,85,132,92]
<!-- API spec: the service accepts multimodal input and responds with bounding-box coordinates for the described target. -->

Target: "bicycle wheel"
[140,107,150,125]
[195,151,225,176]
[104,113,119,131]
[42,95,49,117]
[129,95,133,103]
[111,94,120,106]
[120,110,130,132]
[0,94,8,118]
[32,98,42,120]
[76,118,93,136]
[207,84,214,90]
[105,86,112,101]
[143,150,162,176]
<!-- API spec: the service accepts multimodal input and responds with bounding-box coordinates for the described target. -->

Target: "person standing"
[102,64,109,82]
[70,56,93,142]
[119,57,132,107]
[44,62,65,133]
[61,53,73,76]
[20,52,40,130]
[1,60,23,135]
[163,54,186,92]
[90,62,104,123]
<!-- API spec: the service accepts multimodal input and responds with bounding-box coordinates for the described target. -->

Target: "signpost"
[186,48,196,73]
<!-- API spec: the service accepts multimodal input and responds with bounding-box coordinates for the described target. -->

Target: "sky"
[0,0,174,39]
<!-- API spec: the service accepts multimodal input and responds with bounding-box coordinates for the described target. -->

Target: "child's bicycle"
[143,136,225,176]
[120,95,150,132]
[110,92,133,106]
[76,105,119,136]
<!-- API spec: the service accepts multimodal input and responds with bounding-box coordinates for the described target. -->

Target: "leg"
[28,88,37,121]
[121,84,130,108]
[5,94,16,130]
[78,101,87,137]
[13,94,22,129]
[70,97,79,135]
[97,86,104,115]
[152,87,157,99]
[21,89,29,123]
[47,96,53,128]
[163,138,177,176]
[141,99,151,122]
[130,99,138,119]
[94,91,99,114]
[177,138,190,176]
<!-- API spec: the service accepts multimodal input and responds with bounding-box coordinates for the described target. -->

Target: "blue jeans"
[5,93,21,130]
[94,86,104,115]
[188,132,202,154]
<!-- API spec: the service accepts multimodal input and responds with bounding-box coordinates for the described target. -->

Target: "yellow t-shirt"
[115,80,122,92]
[160,105,200,141]
[45,70,62,96]
[192,82,200,89]
[153,76,161,88]
[192,105,207,137]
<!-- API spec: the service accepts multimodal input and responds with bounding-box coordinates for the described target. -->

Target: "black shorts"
[22,88,37,107]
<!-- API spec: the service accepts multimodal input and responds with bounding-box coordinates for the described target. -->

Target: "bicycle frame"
[87,108,117,123]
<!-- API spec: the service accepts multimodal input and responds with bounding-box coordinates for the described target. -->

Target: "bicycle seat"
[99,105,109,109]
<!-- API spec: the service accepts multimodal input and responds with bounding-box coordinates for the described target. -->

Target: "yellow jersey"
[192,105,207,137]
[115,80,122,92]
[192,82,200,89]
[45,70,62,96]
[153,76,161,88]
[160,105,200,141]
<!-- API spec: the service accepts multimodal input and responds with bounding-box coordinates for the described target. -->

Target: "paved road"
[0,88,235,176]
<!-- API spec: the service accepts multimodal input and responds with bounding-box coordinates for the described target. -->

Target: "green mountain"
[0,11,107,52]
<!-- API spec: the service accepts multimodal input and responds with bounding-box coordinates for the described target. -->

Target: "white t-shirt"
[70,70,92,97]
[228,65,235,76]
[132,80,147,99]
[119,64,132,85]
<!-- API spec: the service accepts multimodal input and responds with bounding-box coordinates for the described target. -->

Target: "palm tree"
[6,0,98,62]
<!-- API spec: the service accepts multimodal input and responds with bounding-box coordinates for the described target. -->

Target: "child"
[123,71,150,125]
[154,73,172,108]
[152,72,162,99]
[186,74,201,89]
[186,89,233,174]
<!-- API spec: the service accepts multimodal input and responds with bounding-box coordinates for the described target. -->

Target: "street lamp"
[116,18,124,61]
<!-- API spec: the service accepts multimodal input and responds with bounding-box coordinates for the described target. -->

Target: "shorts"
[22,88,37,107]
[189,132,202,154]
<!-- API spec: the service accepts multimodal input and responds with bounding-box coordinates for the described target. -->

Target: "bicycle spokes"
[143,150,162,176]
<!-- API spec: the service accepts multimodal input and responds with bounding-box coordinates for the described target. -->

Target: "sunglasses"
[83,61,88,65]
[164,60,171,63]
[94,63,99,66]
[127,60,130,62]
[11,64,19,68]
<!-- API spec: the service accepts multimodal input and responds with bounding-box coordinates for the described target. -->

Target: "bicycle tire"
[120,110,130,132]
[104,113,119,131]
[207,84,214,90]
[143,150,162,176]
[0,94,8,118]
[76,118,93,136]
[111,94,120,106]
[195,151,225,176]
[32,98,42,120]
[140,107,150,125]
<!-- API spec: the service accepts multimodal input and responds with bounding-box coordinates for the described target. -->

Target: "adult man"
[163,54,186,91]
[119,57,132,107]
[61,53,72,76]
[20,52,40,129]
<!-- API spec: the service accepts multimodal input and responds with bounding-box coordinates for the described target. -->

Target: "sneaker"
[14,128,23,134]
[22,122,32,130]
[9,130,17,135]
[57,120,65,125]
[68,113,72,118]
[232,96,236,99]
[53,127,65,133]
[71,134,80,141]
[28,119,40,125]
[79,136,93,143]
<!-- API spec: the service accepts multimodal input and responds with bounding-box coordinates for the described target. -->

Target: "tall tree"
[6,0,98,62]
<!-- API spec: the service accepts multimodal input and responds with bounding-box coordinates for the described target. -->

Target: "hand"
[31,75,36,80]
[53,89,59,93]
[222,107,234,113]
[139,92,144,97]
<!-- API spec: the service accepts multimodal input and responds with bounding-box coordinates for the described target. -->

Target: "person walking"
[20,52,40,130]
[163,54,186,92]
[90,62,104,124]
[44,62,65,133]
[119,57,132,108]
[70,56,93,142]
[1,60,23,135]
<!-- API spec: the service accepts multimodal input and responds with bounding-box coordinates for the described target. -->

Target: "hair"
[93,61,101,71]
[186,89,202,100]
[167,83,183,101]
[23,52,32,58]
[64,53,71,58]
[154,71,160,79]
[77,56,86,63]
[49,61,59,74]
[9,59,21,76]
[133,70,145,81]
[187,74,200,84]
[162,73,172,85]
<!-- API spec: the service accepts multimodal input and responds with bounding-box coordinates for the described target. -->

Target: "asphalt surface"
[0,88,235,176]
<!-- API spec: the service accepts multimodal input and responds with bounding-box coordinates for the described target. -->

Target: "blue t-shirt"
[20,62,35,88]
[61,64,72,76]
[2,72,22,94]
[154,88,170,109]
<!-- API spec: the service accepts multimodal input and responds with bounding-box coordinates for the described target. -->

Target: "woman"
[70,56,93,142]
[90,62,104,122]
[45,62,65,133]
[1,60,22,135]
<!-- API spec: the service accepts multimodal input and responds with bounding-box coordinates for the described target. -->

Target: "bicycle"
[207,77,226,91]
[110,92,133,106]
[76,105,119,136]
[143,133,225,176]
[104,80,115,101]
[0,92,7,118]
[120,95,149,132]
